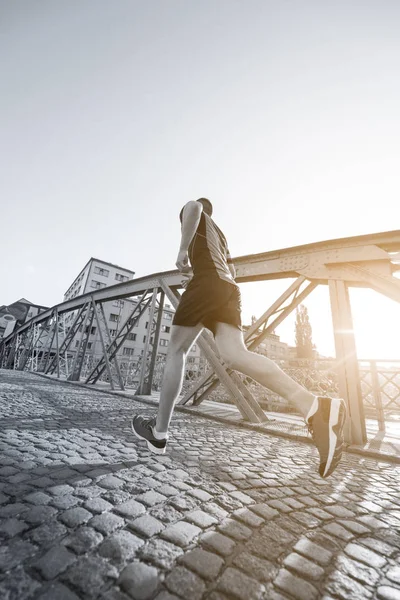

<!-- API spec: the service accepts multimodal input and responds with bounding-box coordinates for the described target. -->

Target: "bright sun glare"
[240,281,400,361]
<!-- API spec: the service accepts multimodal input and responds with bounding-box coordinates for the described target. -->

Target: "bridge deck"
[71,381,400,462]
[1,370,400,600]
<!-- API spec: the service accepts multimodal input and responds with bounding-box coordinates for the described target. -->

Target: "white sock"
[305,396,319,423]
[152,425,168,440]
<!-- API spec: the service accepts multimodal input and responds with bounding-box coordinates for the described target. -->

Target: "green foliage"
[295,304,314,358]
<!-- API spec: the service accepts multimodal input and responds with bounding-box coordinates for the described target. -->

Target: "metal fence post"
[136,289,158,395]
[142,289,165,395]
[328,279,367,445]
[370,360,385,432]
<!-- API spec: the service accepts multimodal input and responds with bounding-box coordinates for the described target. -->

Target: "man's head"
[179,198,213,223]
[196,197,213,216]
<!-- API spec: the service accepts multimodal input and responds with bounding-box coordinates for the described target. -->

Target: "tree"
[295,304,314,359]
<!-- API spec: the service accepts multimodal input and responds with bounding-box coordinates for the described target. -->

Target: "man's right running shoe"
[131,415,167,455]
[306,396,347,478]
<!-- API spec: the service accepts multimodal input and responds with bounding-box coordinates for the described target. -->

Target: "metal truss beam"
[0,339,7,367]
[91,299,125,391]
[42,311,58,373]
[2,332,18,369]
[234,230,400,284]
[143,291,165,395]
[329,279,367,446]
[236,244,393,285]
[3,230,399,346]
[327,263,400,305]
[46,304,88,375]
[22,316,53,372]
[18,322,36,371]
[69,302,95,381]
[133,290,167,396]
[12,332,26,370]
[136,289,158,395]
[85,290,152,386]
[54,309,61,378]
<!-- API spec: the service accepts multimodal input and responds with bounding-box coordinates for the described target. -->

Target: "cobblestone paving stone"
[1,370,400,600]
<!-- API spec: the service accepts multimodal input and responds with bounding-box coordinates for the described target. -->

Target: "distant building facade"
[63,257,135,303]
[0,299,48,340]
[242,325,289,360]
[63,258,201,385]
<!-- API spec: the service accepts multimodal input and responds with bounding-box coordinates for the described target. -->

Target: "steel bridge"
[1,230,400,450]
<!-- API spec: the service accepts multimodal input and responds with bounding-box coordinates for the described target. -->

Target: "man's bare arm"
[179,201,202,251]
[176,201,202,272]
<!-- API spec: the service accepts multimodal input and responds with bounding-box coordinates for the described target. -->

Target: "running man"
[132,198,347,478]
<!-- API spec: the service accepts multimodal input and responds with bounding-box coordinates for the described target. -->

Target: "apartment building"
[64,257,135,302]
[242,325,289,360]
[63,258,202,384]
[0,299,48,340]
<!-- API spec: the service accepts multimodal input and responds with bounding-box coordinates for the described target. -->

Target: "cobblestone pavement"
[1,370,400,600]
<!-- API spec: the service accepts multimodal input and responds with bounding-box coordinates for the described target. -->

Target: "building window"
[145,322,148,329]
[109,328,117,337]
[143,336,146,343]
[123,347,134,356]
[87,342,92,350]
[161,325,170,333]
[113,300,124,308]
[188,357,195,363]
[160,339,169,347]
[164,312,172,320]
[91,280,106,289]
[127,333,136,341]
[75,340,80,348]
[191,344,197,352]
[110,314,119,322]
[94,267,109,277]
[115,273,129,282]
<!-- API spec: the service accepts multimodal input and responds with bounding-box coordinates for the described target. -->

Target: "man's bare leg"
[214,322,315,417]
[214,322,347,478]
[155,324,203,434]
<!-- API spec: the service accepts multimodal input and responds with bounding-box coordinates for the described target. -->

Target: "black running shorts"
[173,275,242,335]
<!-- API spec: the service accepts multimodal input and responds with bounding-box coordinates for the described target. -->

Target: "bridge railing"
[44,352,400,437]
[358,359,400,430]
[181,357,400,434]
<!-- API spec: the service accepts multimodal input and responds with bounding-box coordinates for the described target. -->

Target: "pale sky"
[1,1,400,358]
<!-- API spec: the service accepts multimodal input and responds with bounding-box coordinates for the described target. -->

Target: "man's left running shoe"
[306,396,347,478]
[131,416,167,455]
